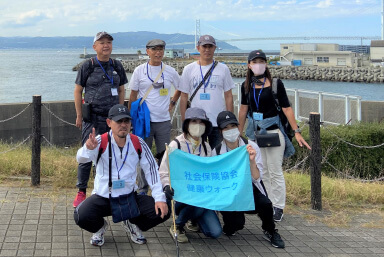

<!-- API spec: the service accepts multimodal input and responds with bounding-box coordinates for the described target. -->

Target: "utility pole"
[382,0,384,40]
[195,19,200,48]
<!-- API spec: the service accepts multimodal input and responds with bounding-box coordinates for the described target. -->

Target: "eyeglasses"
[116,119,131,124]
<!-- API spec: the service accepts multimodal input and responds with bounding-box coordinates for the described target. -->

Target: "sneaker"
[169,225,189,243]
[273,207,284,222]
[73,191,86,208]
[263,229,285,248]
[90,219,108,246]
[122,220,147,244]
[185,220,199,232]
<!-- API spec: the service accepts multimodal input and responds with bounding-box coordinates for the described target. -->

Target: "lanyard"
[147,62,164,88]
[199,60,215,93]
[186,142,202,156]
[111,138,130,179]
[96,57,114,85]
[253,77,266,111]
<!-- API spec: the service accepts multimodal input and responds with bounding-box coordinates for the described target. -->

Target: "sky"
[0,0,382,50]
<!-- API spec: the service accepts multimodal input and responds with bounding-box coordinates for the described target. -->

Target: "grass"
[0,141,383,228]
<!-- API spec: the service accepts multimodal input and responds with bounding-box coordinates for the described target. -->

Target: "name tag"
[253,112,263,121]
[112,180,125,189]
[159,88,168,96]
[200,93,210,100]
[111,88,118,96]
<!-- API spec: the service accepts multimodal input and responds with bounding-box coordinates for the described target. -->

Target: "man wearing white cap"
[179,34,235,149]
[73,31,127,208]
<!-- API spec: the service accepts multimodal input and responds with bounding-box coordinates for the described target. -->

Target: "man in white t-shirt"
[128,39,181,194]
[179,35,235,149]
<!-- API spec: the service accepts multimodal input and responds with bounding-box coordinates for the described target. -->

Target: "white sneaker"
[90,219,108,246]
[122,220,147,244]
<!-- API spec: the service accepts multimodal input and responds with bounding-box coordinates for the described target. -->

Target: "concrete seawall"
[73,60,384,83]
[1,100,383,145]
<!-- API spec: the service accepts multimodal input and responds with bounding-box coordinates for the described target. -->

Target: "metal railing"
[232,83,362,125]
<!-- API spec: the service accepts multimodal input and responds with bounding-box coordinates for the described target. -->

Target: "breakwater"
[73,60,384,83]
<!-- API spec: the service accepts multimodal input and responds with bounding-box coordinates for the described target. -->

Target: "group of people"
[72,31,311,250]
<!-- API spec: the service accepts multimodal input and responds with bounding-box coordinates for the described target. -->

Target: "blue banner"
[168,145,255,211]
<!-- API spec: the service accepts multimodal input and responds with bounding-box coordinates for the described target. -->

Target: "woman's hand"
[246,144,256,160]
[295,133,311,150]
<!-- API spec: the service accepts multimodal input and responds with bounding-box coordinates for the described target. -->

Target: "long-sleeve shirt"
[159,133,211,188]
[76,132,166,202]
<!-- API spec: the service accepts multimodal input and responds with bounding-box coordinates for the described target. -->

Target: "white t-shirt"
[179,61,235,127]
[129,62,180,122]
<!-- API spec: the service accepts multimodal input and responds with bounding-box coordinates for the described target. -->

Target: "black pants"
[74,194,170,233]
[221,184,275,234]
[76,115,109,190]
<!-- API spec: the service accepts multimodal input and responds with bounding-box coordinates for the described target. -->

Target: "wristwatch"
[170,100,176,105]
[294,128,301,134]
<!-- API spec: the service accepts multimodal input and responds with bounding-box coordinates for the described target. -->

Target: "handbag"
[82,102,91,122]
[106,133,140,223]
[187,61,218,108]
[255,133,281,148]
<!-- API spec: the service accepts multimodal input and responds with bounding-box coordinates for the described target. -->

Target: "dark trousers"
[221,184,275,234]
[76,116,109,190]
[203,127,223,149]
[74,194,170,233]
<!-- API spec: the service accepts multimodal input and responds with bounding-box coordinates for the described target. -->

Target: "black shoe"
[263,229,285,248]
[223,230,236,236]
[273,207,284,222]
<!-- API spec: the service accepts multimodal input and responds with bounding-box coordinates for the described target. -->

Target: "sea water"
[0,48,383,104]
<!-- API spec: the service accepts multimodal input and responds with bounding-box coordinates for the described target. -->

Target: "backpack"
[271,78,294,141]
[85,57,124,83]
[173,138,208,156]
[215,136,248,155]
[96,132,142,164]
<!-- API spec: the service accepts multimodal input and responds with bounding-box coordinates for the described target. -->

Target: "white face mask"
[223,128,240,143]
[250,63,266,76]
[188,123,205,138]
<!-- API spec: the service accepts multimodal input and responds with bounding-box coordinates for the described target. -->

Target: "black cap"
[198,35,216,46]
[108,104,131,121]
[217,111,239,129]
[248,50,267,61]
[146,39,166,48]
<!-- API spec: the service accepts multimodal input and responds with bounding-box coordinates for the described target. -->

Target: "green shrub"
[288,122,384,179]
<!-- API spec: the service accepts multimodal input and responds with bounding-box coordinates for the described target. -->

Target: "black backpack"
[85,57,124,83]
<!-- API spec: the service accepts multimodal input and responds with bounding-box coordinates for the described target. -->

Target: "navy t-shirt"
[241,79,290,119]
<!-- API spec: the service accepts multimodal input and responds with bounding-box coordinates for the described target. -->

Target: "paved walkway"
[0,185,383,257]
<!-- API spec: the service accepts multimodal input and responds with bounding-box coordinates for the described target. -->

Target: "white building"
[164,49,184,58]
[280,43,357,67]
[370,40,384,63]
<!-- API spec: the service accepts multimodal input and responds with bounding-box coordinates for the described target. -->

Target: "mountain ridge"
[0,31,238,50]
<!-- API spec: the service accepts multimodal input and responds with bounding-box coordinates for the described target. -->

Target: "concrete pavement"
[0,185,383,257]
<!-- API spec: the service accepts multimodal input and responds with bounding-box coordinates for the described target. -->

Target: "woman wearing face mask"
[212,111,285,248]
[238,50,311,222]
[159,107,222,243]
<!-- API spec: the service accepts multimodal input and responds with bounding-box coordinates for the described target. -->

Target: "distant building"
[339,45,370,54]
[370,40,384,63]
[280,43,358,67]
[164,49,184,58]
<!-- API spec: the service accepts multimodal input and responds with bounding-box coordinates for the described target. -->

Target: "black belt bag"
[82,102,91,122]
[255,133,281,148]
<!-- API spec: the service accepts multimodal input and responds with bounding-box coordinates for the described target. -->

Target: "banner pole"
[165,144,179,257]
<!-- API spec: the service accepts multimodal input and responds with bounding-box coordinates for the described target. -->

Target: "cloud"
[316,0,333,8]
[5,10,48,28]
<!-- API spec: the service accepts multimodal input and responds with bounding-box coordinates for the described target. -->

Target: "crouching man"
[74,104,170,247]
